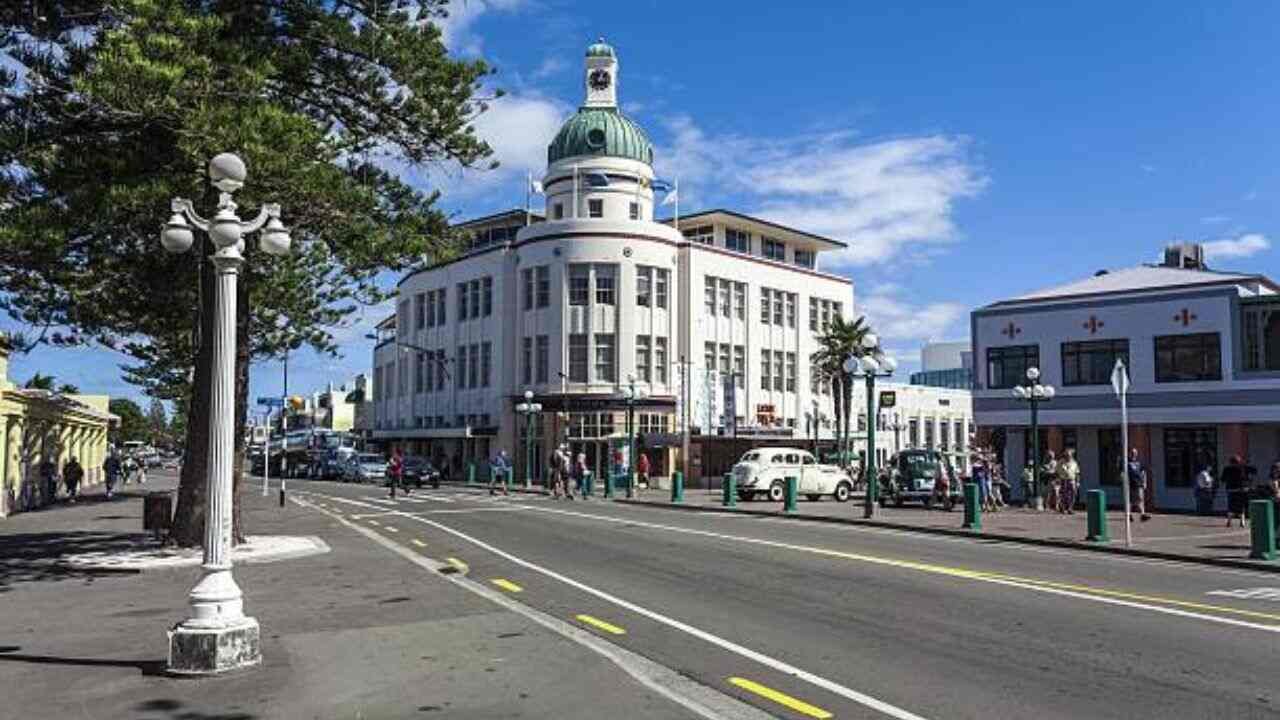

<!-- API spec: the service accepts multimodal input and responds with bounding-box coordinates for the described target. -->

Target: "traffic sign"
[257,397,284,408]
[879,391,897,408]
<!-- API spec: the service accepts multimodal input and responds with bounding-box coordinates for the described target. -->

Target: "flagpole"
[674,177,680,229]
[573,164,579,219]
[525,170,532,226]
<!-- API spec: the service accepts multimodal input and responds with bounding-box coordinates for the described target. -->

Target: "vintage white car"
[731,447,854,502]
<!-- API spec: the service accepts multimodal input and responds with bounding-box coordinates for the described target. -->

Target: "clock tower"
[584,38,618,108]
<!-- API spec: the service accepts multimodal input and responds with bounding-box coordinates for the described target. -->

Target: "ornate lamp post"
[160,153,290,674]
[1012,366,1055,511]
[620,375,648,499]
[515,390,543,490]
[843,333,896,519]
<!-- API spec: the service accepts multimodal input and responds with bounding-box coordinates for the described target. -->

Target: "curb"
[614,498,1280,575]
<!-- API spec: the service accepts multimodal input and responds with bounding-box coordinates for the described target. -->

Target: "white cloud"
[1203,232,1270,260]
[656,116,986,267]
[531,56,567,80]
[858,289,965,343]
[430,0,525,55]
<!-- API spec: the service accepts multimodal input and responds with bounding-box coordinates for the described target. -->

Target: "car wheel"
[834,482,851,503]
[805,494,821,502]
[767,481,785,502]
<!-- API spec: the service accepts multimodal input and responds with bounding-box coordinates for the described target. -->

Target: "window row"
[759,350,798,392]
[567,333,616,383]
[760,288,798,327]
[521,336,550,385]
[808,298,844,332]
[414,288,448,329]
[635,336,670,384]
[703,343,746,388]
[521,266,551,310]
[986,333,1223,389]
[413,414,491,430]
[456,277,493,321]
[548,199,640,221]
[704,276,747,319]
[568,264,616,306]
[678,225,818,269]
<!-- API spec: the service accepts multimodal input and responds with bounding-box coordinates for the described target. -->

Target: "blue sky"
[7,0,1280,408]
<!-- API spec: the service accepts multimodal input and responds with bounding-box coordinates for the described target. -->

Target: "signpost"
[256,398,282,497]
[879,391,897,408]
[1111,358,1132,548]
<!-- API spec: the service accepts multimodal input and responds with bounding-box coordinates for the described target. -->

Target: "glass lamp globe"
[1042,385,1057,399]
[880,356,898,374]
[861,333,879,351]
[260,216,292,256]
[160,213,194,253]
[209,207,243,248]
[860,355,880,373]
[1013,386,1028,399]
[1026,366,1041,382]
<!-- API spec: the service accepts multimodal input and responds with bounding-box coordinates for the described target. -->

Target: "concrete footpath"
[617,488,1278,573]
[0,473,699,719]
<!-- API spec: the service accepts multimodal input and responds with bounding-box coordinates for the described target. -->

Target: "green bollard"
[584,471,594,498]
[784,476,798,513]
[1249,500,1277,560]
[671,471,684,503]
[1085,489,1109,543]
[722,473,737,507]
[604,472,615,499]
[963,482,981,530]
[467,462,476,486]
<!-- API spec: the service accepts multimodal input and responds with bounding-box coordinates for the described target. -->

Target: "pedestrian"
[574,452,589,498]
[1057,449,1080,514]
[1195,464,1216,516]
[1222,454,1249,528]
[62,456,84,503]
[560,447,575,500]
[1126,447,1152,523]
[970,454,993,512]
[933,460,951,510]
[490,450,511,496]
[1021,461,1036,508]
[103,452,122,500]
[990,458,1008,508]
[636,451,650,495]
[388,448,405,498]
[1268,462,1280,534]
[39,457,58,505]
[548,448,565,499]
[1042,450,1059,513]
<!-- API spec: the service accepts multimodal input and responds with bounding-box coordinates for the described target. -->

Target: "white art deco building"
[371,40,855,481]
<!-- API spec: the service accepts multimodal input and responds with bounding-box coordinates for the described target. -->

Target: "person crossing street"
[388,449,408,499]
[102,452,122,500]
[490,450,511,496]
[62,456,84,503]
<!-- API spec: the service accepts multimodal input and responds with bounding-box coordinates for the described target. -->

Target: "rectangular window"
[523,337,533,385]
[398,300,409,335]
[794,249,815,269]
[1155,333,1222,383]
[536,335,549,383]
[821,300,831,331]
[908,419,919,448]
[553,203,564,220]
[940,420,950,450]
[718,343,731,377]
[636,336,651,382]
[482,276,493,316]
[785,293,796,328]
[470,280,481,319]
[719,278,731,316]
[773,351,785,392]
[469,344,480,389]
[786,352,797,392]
[809,297,819,331]
[760,288,771,324]
[457,282,468,320]
[594,333,616,382]
[457,345,466,388]
[436,290,446,325]
[437,351,447,391]
[725,228,751,253]
[761,349,771,390]
[682,225,714,244]
[637,266,652,307]
[523,269,534,311]
[772,290,784,326]
[629,202,639,220]
[954,421,965,451]
[588,198,603,218]
[705,342,717,376]
[733,282,746,320]
[481,342,491,387]
[1062,339,1130,386]
[763,237,786,261]
[425,291,436,328]
[1164,427,1217,488]
[414,352,425,392]
[568,334,589,382]
[733,345,745,387]
[536,266,550,308]
[423,351,433,393]
[655,337,668,384]
[705,277,717,315]
[569,264,590,306]
[415,294,425,329]
[655,269,669,309]
[595,266,616,305]
[986,345,1040,389]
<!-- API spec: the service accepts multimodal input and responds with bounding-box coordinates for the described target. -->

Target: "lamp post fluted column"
[161,153,291,675]
[844,333,896,519]
[1013,366,1055,511]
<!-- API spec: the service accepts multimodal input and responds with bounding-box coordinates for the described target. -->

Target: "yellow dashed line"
[729,677,832,719]
[491,578,523,593]
[575,614,626,635]
[447,557,468,571]
[411,539,427,548]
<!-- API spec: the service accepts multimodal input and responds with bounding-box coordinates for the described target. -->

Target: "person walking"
[1042,450,1059,514]
[1021,461,1036,508]
[1057,449,1080,514]
[103,452,122,500]
[62,456,84,503]
[971,454,993,512]
[1126,447,1152,523]
[1195,464,1216,516]
[1268,462,1280,535]
[1221,454,1249,528]
[388,449,406,498]
[574,452,589,499]
[636,451,651,496]
[489,450,511,496]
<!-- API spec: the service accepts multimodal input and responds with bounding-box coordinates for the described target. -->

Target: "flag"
[660,187,679,206]
[583,171,611,188]
[651,179,673,192]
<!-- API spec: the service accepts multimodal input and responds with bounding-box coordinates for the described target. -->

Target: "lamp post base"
[863,494,878,519]
[167,616,261,675]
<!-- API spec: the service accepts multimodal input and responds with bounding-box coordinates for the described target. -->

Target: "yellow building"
[0,343,117,517]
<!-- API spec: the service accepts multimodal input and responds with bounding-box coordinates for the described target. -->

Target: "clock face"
[589,69,611,91]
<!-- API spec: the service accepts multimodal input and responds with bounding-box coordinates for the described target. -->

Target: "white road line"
[291,496,773,720]
[401,512,928,720]
[515,504,1280,634]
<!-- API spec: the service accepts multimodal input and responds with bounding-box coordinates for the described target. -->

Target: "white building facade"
[370,41,855,481]
[972,243,1280,511]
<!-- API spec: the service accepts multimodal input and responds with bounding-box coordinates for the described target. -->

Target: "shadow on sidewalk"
[0,530,145,589]
[0,644,165,675]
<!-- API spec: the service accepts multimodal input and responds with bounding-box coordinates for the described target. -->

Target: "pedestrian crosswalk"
[363,490,556,506]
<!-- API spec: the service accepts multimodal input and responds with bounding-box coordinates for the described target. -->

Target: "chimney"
[1162,241,1207,270]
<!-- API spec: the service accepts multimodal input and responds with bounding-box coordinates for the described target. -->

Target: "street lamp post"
[160,152,290,674]
[1012,366,1056,511]
[515,390,543,490]
[620,375,648,499]
[843,334,896,519]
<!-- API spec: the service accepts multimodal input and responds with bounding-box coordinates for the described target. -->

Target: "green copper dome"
[586,40,615,58]
[547,107,654,165]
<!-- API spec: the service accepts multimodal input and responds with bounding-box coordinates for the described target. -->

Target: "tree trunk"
[232,260,250,544]
[831,374,844,466]
[169,236,215,548]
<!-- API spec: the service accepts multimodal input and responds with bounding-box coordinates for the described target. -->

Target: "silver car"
[343,453,387,484]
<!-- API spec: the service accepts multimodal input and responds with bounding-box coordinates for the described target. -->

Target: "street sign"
[879,391,897,408]
[1111,359,1130,397]
[257,397,284,408]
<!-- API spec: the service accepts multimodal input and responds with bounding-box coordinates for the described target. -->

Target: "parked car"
[402,456,441,488]
[342,453,387,484]
[732,447,854,502]
[881,449,960,508]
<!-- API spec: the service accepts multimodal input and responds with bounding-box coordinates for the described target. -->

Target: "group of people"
[31,449,145,507]
[1193,455,1280,529]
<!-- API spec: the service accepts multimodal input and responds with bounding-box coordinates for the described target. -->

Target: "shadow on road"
[133,698,257,720]
[0,530,145,588]
[0,645,165,676]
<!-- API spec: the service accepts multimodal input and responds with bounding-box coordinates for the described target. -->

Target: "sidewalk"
[618,489,1275,572]
[0,472,699,719]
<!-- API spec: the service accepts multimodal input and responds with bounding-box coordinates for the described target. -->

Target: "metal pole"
[680,357,690,481]
[524,409,533,490]
[1120,386,1132,547]
[261,411,269,496]
[1030,393,1040,511]
[864,373,878,518]
[627,397,635,496]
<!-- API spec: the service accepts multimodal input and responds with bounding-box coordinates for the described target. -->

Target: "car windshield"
[741,452,760,462]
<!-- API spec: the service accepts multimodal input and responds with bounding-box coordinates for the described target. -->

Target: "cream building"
[371,41,855,481]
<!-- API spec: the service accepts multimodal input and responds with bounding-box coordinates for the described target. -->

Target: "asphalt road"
[284,479,1280,720]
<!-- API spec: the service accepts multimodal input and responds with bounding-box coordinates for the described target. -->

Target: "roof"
[663,208,847,249]
[454,208,543,228]
[548,107,654,166]
[985,265,1275,308]
[586,39,615,58]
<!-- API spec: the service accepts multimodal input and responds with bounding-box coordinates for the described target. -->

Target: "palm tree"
[813,315,873,467]
[57,383,81,395]
[23,372,56,390]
